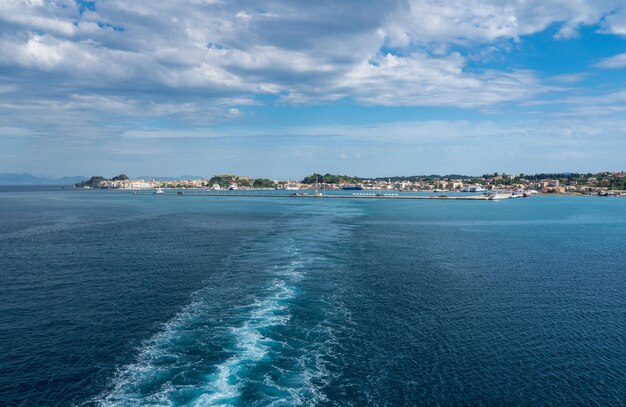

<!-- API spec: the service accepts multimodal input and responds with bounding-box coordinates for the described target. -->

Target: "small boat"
[154,188,165,194]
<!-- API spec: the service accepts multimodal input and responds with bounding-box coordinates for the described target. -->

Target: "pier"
[133,191,513,200]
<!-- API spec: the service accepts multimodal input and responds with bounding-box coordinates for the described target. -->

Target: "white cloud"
[0,126,32,137]
[3,0,621,113]
[0,84,17,93]
[0,33,144,79]
[546,89,626,118]
[235,11,251,21]
[338,52,547,107]
[114,117,616,145]
[599,7,626,36]
[385,0,623,46]
[1,0,626,176]
[0,0,78,37]
[595,53,626,69]
[548,73,588,83]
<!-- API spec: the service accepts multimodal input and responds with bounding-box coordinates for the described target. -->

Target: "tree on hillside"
[75,176,107,188]
[302,173,361,185]
[112,174,129,181]
[253,178,275,188]
[237,178,251,187]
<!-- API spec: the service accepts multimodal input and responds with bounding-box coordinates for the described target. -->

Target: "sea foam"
[96,249,328,406]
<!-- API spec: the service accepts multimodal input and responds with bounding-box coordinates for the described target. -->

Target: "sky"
[2,1,626,178]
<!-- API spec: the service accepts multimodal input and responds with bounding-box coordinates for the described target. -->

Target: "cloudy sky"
[2,0,626,178]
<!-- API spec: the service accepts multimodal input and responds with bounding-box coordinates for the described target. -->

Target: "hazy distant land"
[0,173,87,185]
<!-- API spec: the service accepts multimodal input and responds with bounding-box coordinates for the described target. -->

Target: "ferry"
[342,185,363,190]
[461,186,487,192]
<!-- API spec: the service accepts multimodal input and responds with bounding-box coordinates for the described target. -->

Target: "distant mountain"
[0,173,87,185]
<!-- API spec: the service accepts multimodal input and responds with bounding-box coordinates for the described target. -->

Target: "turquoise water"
[1,189,625,405]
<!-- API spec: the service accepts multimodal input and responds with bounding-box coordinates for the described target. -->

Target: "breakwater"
[133,191,507,200]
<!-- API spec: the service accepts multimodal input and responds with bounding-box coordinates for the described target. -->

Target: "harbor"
[134,190,521,200]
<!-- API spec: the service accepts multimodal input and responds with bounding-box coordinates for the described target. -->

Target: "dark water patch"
[1,193,625,405]
[315,198,626,405]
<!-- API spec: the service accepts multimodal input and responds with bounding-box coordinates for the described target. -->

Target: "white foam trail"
[91,208,365,406]
[95,296,210,406]
[96,256,308,407]
[193,279,296,406]
[191,255,344,407]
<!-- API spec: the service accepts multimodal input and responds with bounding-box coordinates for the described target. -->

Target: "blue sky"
[2,0,626,178]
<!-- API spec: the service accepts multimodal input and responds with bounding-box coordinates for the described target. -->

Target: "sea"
[1,187,625,406]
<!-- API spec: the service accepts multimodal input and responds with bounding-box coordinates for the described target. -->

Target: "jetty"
[133,191,518,200]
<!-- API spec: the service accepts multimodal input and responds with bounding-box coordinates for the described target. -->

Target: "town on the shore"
[75,172,626,196]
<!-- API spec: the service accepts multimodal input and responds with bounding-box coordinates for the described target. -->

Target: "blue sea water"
[1,189,625,406]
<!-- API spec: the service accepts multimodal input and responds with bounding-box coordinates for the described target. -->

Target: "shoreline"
[133,191,524,201]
